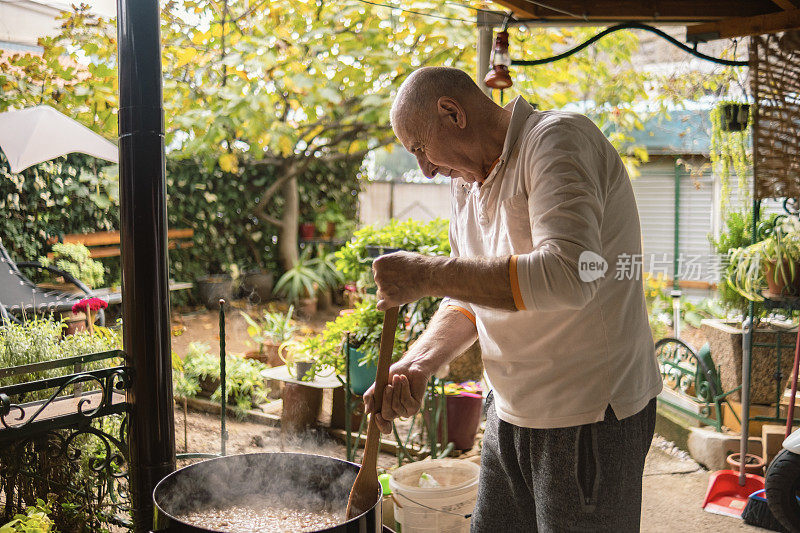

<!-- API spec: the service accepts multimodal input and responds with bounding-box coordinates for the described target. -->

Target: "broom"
[742,489,787,532]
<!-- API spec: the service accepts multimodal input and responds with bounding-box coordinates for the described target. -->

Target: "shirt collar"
[482,96,535,186]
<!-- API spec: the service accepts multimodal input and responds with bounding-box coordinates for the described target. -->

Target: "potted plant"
[38,242,105,290]
[241,305,297,366]
[181,342,221,397]
[197,264,238,310]
[279,337,321,381]
[719,102,751,132]
[315,202,355,240]
[307,299,404,395]
[274,250,323,316]
[240,268,274,303]
[299,221,316,240]
[728,217,800,301]
[428,381,483,451]
[309,247,345,311]
[181,341,270,418]
[710,102,752,214]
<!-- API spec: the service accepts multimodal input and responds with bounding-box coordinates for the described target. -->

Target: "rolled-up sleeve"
[513,122,606,311]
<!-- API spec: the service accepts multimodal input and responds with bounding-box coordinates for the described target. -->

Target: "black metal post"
[219,299,228,456]
[117,1,176,530]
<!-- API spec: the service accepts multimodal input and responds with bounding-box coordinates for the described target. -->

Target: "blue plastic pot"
[348,346,377,396]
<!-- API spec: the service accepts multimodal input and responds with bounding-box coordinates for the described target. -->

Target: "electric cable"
[512,22,747,67]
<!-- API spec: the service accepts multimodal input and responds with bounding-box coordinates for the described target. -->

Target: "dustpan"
[702,470,765,517]
[702,318,765,517]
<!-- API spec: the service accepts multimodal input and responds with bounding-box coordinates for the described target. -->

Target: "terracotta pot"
[317,287,332,311]
[325,221,336,240]
[765,259,800,298]
[281,382,323,433]
[262,342,284,367]
[299,223,316,240]
[244,349,268,365]
[63,312,88,336]
[426,393,483,451]
[298,296,317,317]
[726,452,765,475]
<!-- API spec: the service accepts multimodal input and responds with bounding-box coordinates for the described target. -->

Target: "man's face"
[395,107,483,184]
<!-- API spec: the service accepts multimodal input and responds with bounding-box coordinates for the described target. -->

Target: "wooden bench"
[47,228,194,258]
[46,229,195,300]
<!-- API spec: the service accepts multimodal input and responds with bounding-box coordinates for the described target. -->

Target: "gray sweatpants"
[471,393,656,533]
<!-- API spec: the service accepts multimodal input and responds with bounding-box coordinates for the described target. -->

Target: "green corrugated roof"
[626,109,711,155]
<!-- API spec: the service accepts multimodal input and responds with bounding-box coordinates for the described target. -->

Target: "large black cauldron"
[152,453,382,532]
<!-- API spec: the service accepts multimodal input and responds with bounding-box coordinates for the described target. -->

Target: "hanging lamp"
[484,29,512,89]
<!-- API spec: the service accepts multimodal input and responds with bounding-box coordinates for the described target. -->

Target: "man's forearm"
[427,255,516,311]
[402,305,479,376]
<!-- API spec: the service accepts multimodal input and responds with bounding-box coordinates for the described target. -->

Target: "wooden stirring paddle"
[346,305,399,519]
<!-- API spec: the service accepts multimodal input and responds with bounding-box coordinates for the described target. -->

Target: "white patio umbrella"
[0,105,118,174]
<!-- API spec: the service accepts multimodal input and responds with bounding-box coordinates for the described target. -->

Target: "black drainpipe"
[117,1,176,530]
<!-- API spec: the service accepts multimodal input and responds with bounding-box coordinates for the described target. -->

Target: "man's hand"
[372,251,438,311]
[363,358,432,434]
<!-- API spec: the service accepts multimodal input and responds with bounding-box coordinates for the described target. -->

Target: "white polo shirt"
[443,96,662,428]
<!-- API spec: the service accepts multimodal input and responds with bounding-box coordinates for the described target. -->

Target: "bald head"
[389,67,511,183]
[390,67,490,141]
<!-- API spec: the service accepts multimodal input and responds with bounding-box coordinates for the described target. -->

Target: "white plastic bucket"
[389,459,480,533]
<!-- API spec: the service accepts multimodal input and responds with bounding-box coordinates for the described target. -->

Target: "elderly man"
[363,66,662,532]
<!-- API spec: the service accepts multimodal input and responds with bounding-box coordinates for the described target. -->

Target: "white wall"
[359,181,451,227]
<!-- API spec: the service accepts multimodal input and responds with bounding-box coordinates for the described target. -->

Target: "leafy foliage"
[241,305,297,346]
[0,317,121,390]
[0,319,124,530]
[308,299,405,376]
[39,242,104,288]
[727,217,800,302]
[710,102,752,214]
[0,152,119,280]
[274,249,323,304]
[0,498,54,533]
[180,342,270,418]
[335,218,450,285]
[644,274,725,339]
[710,209,781,315]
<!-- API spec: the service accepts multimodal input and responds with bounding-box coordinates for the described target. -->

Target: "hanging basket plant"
[720,103,751,132]
[710,101,752,214]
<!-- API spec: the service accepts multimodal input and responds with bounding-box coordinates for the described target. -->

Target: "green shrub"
[334,218,450,287]
[0,499,54,533]
[241,305,297,347]
[39,242,105,288]
[308,299,405,376]
[180,342,270,418]
[0,317,121,391]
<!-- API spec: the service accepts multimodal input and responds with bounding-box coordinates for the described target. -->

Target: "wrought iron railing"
[655,338,739,432]
[0,349,131,528]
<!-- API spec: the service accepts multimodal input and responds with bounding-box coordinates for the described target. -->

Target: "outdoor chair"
[0,238,105,326]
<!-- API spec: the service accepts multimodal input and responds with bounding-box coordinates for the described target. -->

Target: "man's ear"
[436,97,466,129]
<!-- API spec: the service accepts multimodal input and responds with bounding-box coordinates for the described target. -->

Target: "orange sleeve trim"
[509,255,527,311]
[447,305,476,326]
